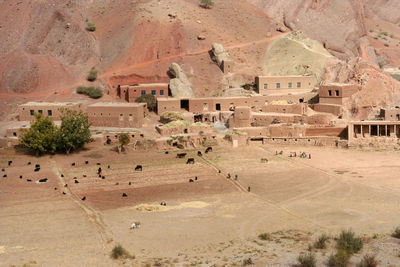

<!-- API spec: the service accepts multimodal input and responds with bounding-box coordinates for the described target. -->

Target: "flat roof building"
[256,75,316,95]
[118,83,169,103]
[18,102,82,121]
[87,102,146,128]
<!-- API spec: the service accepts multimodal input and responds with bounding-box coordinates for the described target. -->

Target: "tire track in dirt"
[50,159,113,252]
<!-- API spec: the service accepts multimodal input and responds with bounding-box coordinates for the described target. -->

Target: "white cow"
[130,221,141,229]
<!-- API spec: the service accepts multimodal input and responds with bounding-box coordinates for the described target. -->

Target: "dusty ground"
[1,143,400,266]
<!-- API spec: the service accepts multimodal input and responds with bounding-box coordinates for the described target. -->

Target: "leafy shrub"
[135,94,156,111]
[87,68,98,81]
[358,254,378,267]
[336,229,363,255]
[381,31,388,36]
[111,244,133,259]
[384,43,389,47]
[314,233,329,249]
[390,74,400,82]
[87,22,96,31]
[77,86,103,99]
[200,0,214,8]
[328,250,350,267]
[258,233,271,241]
[297,252,316,267]
[392,226,400,238]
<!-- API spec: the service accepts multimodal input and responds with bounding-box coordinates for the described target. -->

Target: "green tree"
[19,114,58,155]
[56,109,93,154]
[118,133,130,152]
[135,94,157,112]
[200,0,214,8]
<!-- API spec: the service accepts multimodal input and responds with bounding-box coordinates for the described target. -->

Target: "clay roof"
[88,102,145,107]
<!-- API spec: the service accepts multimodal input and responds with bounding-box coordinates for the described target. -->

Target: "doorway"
[180,99,189,111]
[216,103,221,111]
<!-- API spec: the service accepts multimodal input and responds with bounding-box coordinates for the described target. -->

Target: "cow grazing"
[160,202,166,206]
[27,179,32,182]
[62,192,66,195]
[195,176,198,181]
[165,151,169,154]
[73,177,77,180]
[186,158,195,164]
[27,162,31,165]
[122,193,127,197]
[96,163,101,165]
[227,173,231,179]
[34,167,40,172]
[189,179,194,182]
[8,161,12,166]
[234,175,238,180]
[85,161,89,164]
[64,184,68,187]
[54,187,57,190]
[74,180,79,184]
[248,186,251,192]
[98,167,102,174]
[197,151,202,157]
[3,174,7,178]
[128,182,131,185]
[81,196,86,201]
[71,162,75,166]
[205,147,212,153]
[130,222,140,229]
[115,182,119,185]
[19,175,23,179]
[1,168,4,172]
[101,176,105,179]
[135,165,142,171]
[177,153,187,158]
[35,164,40,168]
[218,170,221,173]
[61,174,64,177]
[83,174,87,178]
[108,165,110,169]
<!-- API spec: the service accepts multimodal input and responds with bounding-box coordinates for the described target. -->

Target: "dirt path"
[50,159,113,252]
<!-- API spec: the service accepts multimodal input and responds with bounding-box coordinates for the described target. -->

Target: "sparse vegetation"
[87,68,98,82]
[336,229,363,255]
[135,94,157,111]
[297,251,316,267]
[384,43,389,47]
[381,31,388,36]
[86,21,96,31]
[328,250,350,267]
[118,133,130,152]
[77,86,103,99]
[314,233,329,249]
[358,254,378,267]
[111,244,133,259]
[258,233,271,241]
[390,74,400,82]
[161,111,184,122]
[199,0,214,9]
[392,226,400,238]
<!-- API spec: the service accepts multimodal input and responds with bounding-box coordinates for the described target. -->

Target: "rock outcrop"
[168,63,194,98]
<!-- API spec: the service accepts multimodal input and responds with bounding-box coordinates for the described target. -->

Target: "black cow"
[27,162,31,165]
[189,179,194,182]
[85,161,89,164]
[197,151,202,157]
[38,178,48,183]
[54,187,57,190]
[160,202,166,206]
[234,175,238,180]
[107,165,110,169]
[177,153,187,158]
[62,192,66,195]
[83,174,87,178]
[135,165,142,171]
[64,184,68,187]
[71,162,75,166]
[8,161,12,166]
[205,147,212,153]
[27,179,32,182]
[73,177,77,180]
[1,168,4,172]
[35,164,40,168]
[98,167,102,174]
[115,182,119,185]
[74,180,79,184]
[195,176,198,181]
[248,186,251,192]
[96,163,101,165]
[186,158,195,164]
[61,174,64,177]
[81,196,86,201]
[128,182,132,185]
[227,173,231,179]
[3,174,7,178]
[34,167,40,172]
[165,151,169,154]
[101,176,105,179]
[19,175,23,179]
[122,193,127,197]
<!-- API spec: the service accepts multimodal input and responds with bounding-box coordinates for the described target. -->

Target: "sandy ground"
[1,144,400,266]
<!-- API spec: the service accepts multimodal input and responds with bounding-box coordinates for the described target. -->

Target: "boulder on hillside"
[168,63,194,98]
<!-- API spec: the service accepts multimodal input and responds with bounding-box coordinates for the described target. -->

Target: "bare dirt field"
[1,144,400,266]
